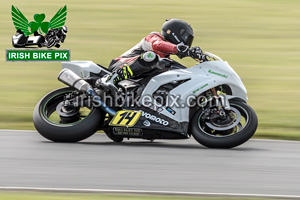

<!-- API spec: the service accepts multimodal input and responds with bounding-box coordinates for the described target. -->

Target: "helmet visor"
[185,34,194,47]
[181,29,194,47]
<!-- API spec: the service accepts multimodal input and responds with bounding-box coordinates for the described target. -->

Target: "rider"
[100,19,203,90]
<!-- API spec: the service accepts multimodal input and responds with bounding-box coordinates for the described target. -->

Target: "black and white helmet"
[161,19,194,47]
[61,26,68,34]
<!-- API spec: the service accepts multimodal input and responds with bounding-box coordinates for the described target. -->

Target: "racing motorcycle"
[33,52,258,148]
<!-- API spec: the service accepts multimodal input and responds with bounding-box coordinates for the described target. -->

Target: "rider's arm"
[142,32,203,60]
[142,32,178,55]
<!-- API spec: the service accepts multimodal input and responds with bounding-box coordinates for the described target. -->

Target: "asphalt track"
[1,130,300,198]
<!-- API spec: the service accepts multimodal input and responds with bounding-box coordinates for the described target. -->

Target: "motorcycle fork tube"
[211,88,218,97]
[211,87,229,112]
[211,87,221,107]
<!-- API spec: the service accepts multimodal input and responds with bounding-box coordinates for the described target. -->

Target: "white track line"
[0,129,36,133]
[0,187,300,199]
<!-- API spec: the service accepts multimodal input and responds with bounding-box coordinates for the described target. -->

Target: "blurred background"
[0,0,299,139]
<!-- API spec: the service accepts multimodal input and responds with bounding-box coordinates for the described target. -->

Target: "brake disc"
[56,102,79,118]
[205,107,241,131]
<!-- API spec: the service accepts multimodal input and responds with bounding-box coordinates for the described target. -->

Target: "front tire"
[33,87,105,142]
[191,100,258,148]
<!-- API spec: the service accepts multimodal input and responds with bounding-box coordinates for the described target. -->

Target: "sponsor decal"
[113,127,143,137]
[193,83,208,94]
[143,120,151,127]
[166,106,176,115]
[143,101,163,112]
[208,69,228,78]
[141,112,169,126]
[172,32,180,43]
[7,5,70,62]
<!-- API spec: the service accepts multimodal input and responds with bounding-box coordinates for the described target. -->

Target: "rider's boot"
[96,64,133,93]
[96,52,156,92]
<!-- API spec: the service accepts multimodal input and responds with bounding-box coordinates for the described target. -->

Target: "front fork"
[210,88,231,109]
[207,88,231,119]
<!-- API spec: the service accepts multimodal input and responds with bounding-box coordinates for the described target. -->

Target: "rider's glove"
[188,46,203,60]
[176,44,203,60]
[176,44,189,59]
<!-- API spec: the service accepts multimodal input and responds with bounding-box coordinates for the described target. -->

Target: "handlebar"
[200,51,222,62]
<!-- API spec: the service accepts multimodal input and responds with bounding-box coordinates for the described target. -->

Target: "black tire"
[33,87,105,142]
[191,100,258,148]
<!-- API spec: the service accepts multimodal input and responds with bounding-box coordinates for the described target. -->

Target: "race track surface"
[1,130,300,197]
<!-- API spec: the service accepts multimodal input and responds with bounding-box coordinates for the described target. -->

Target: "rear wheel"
[191,100,258,148]
[33,87,105,142]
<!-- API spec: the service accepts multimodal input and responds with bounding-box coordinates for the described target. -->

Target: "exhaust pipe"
[58,69,116,116]
[58,69,91,92]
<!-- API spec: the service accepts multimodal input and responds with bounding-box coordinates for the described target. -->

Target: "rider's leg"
[99,52,158,91]
[112,64,134,84]
[96,64,133,92]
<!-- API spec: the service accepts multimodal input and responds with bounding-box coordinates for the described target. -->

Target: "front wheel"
[191,100,258,148]
[33,87,105,142]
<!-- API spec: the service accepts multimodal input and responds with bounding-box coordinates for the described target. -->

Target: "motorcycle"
[33,52,258,148]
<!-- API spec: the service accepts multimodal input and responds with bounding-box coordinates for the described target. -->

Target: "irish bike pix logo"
[6,5,70,62]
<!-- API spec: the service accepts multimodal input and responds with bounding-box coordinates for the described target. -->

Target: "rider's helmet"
[161,19,194,47]
[61,26,68,34]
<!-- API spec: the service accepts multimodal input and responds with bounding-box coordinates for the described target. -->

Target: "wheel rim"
[41,90,93,126]
[197,103,249,137]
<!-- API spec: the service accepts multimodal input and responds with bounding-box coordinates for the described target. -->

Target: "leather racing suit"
[108,32,178,83]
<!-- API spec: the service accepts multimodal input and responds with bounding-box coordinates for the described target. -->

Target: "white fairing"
[140,59,247,123]
[61,61,110,78]
[62,54,248,124]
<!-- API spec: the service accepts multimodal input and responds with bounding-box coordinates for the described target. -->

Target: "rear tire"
[191,100,258,148]
[33,87,105,142]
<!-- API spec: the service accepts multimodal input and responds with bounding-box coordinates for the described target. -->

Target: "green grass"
[0,192,289,200]
[0,0,300,139]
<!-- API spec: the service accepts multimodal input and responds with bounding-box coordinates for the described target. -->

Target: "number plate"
[109,110,141,127]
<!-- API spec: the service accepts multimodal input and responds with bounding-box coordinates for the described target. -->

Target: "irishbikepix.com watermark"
[67,92,230,110]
